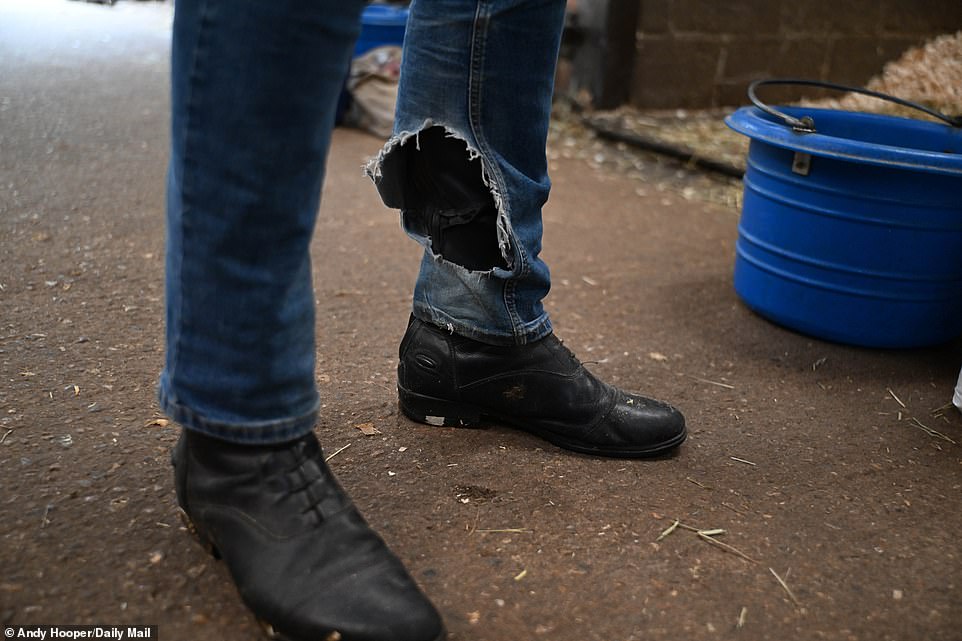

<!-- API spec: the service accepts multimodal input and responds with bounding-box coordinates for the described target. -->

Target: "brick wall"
[629,0,962,108]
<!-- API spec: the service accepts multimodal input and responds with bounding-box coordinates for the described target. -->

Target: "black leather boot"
[172,429,445,641]
[398,316,686,457]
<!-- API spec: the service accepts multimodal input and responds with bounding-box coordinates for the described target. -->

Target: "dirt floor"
[2,3,961,641]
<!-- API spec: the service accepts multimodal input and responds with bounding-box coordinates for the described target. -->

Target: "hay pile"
[803,31,962,119]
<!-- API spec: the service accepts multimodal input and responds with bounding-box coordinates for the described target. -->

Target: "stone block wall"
[628,0,962,108]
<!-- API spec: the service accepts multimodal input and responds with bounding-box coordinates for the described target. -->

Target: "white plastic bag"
[343,46,402,139]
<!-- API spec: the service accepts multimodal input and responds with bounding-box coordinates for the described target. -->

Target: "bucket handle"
[748,78,962,134]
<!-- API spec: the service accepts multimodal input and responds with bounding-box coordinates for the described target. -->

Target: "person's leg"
[161,0,353,439]
[161,1,442,639]
[369,0,686,457]
[369,0,559,345]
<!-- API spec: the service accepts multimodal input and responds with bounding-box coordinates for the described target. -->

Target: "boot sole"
[398,387,686,458]
[177,507,221,559]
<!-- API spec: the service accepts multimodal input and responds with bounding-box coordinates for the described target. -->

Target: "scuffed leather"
[172,430,444,641]
[399,316,686,457]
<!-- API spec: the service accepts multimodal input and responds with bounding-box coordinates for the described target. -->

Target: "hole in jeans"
[375,126,508,271]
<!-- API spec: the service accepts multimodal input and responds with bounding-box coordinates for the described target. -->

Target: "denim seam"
[165,0,212,402]
[466,0,528,341]
[159,384,318,444]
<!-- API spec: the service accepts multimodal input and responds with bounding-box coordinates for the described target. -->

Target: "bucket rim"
[726,106,962,177]
[361,4,410,25]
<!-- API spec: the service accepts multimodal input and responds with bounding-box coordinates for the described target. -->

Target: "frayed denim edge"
[364,119,514,271]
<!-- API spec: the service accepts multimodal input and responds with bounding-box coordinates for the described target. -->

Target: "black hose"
[583,118,745,179]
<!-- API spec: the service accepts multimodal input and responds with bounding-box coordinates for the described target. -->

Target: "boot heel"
[177,507,221,559]
[398,389,481,428]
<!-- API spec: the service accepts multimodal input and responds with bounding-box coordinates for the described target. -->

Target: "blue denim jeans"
[160,0,566,443]
[368,0,565,346]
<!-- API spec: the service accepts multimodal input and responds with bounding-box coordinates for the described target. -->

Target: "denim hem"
[412,304,553,347]
[157,385,318,445]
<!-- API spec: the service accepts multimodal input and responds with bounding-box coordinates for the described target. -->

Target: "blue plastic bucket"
[356,4,409,55]
[725,81,962,348]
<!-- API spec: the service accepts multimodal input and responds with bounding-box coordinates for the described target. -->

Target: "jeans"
[159,0,566,443]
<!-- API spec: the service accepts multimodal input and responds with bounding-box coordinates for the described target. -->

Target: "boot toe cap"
[593,392,686,455]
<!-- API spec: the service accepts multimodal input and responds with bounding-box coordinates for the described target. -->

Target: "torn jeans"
[159,0,564,443]
[369,0,566,346]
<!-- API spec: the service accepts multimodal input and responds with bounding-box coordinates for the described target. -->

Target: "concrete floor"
[2,2,961,641]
